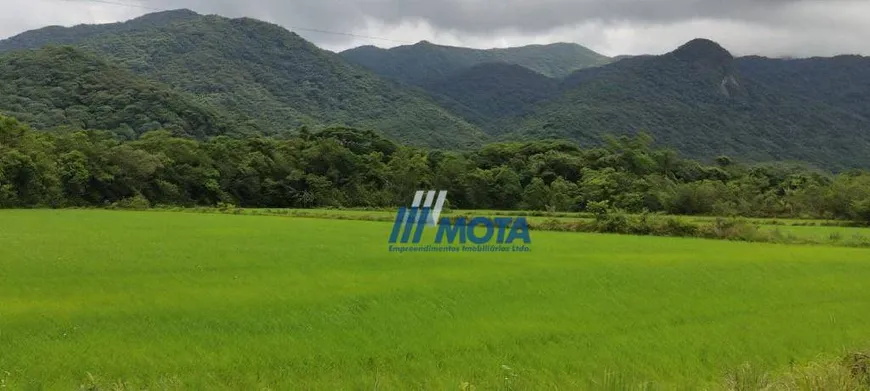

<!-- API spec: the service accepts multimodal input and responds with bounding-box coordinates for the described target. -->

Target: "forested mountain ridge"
[0,10,486,149]
[422,62,560,131]
[735,54,870,120]
[506,39,870,169]
[0,46,236,139]
[340,40,611,85]
[341,36,870,169]
[0,9,200,52]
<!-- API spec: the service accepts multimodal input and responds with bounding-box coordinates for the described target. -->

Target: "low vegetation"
[144,206,870,248]
[722,352,870,391]
[2,210,870,389]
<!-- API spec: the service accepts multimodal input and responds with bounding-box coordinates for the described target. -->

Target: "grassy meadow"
[187,207,870,246]
[2,210,870,389]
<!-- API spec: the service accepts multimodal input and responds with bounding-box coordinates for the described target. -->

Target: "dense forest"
[2,114,869,222]
[0,46,239,139]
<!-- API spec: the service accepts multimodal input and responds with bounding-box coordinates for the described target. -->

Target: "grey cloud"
[136,0,870,55]
[143,0,372,45]
[141,0,816,34]
[2,0,869,57]
[355,0,792,33]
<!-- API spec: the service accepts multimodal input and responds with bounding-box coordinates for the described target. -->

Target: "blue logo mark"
[388,190,531,253]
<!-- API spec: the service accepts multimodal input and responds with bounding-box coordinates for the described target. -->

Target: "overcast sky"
[1,0,868,57]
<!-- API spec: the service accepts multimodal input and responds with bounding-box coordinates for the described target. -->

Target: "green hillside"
[507,39,870,169]
[340,41,611,85]
[736,55,870,119]
[0,9,200,51]
[0,10,485,149]
[0,46,235,139]
[422,62,560,131]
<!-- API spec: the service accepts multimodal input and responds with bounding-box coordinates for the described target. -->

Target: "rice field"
[195,207,870,245]
[2,210,870,389]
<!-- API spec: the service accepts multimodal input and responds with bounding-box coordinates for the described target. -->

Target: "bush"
[584,209,701,238]
[843,234,870,248]
[658,217,699,237]
[528,219,590,232]
[111,194,151,210]
[216,202,238,212]
[697,218,766,242]
[587,200,610,218]
[594,209,630,233]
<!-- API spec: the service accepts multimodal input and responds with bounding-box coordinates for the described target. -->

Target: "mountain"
[4,12,870,169]
[0,9,201,51]
[421,63,560,131]
[0,10,485,149]
[735,55,870,119]
[340,41,611,85]
[508,39,870,169]
[0,46,235,139]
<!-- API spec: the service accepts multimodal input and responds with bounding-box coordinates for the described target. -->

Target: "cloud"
[1,0,141,38]
[2,0,869,57]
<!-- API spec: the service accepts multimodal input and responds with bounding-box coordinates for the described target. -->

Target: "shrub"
[843,234,870,248]
[111,194,151,210]
[697,218,767,242]
[594,209,631,233]
[657,217,699,237]
[588,209,700,238]
[216,202,237,211]
[587,200,611,218]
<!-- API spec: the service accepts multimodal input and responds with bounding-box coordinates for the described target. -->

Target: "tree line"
[1,115,869,222]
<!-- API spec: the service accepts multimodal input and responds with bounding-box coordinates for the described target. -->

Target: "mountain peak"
[128,9,200,25]
[0,9,203,53]
[141,8,199,18]
[670,38,733,65]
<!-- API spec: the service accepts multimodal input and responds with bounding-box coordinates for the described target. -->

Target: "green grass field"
[763,224,870,241]
[208,208,870,245]
[2,210,870,390]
